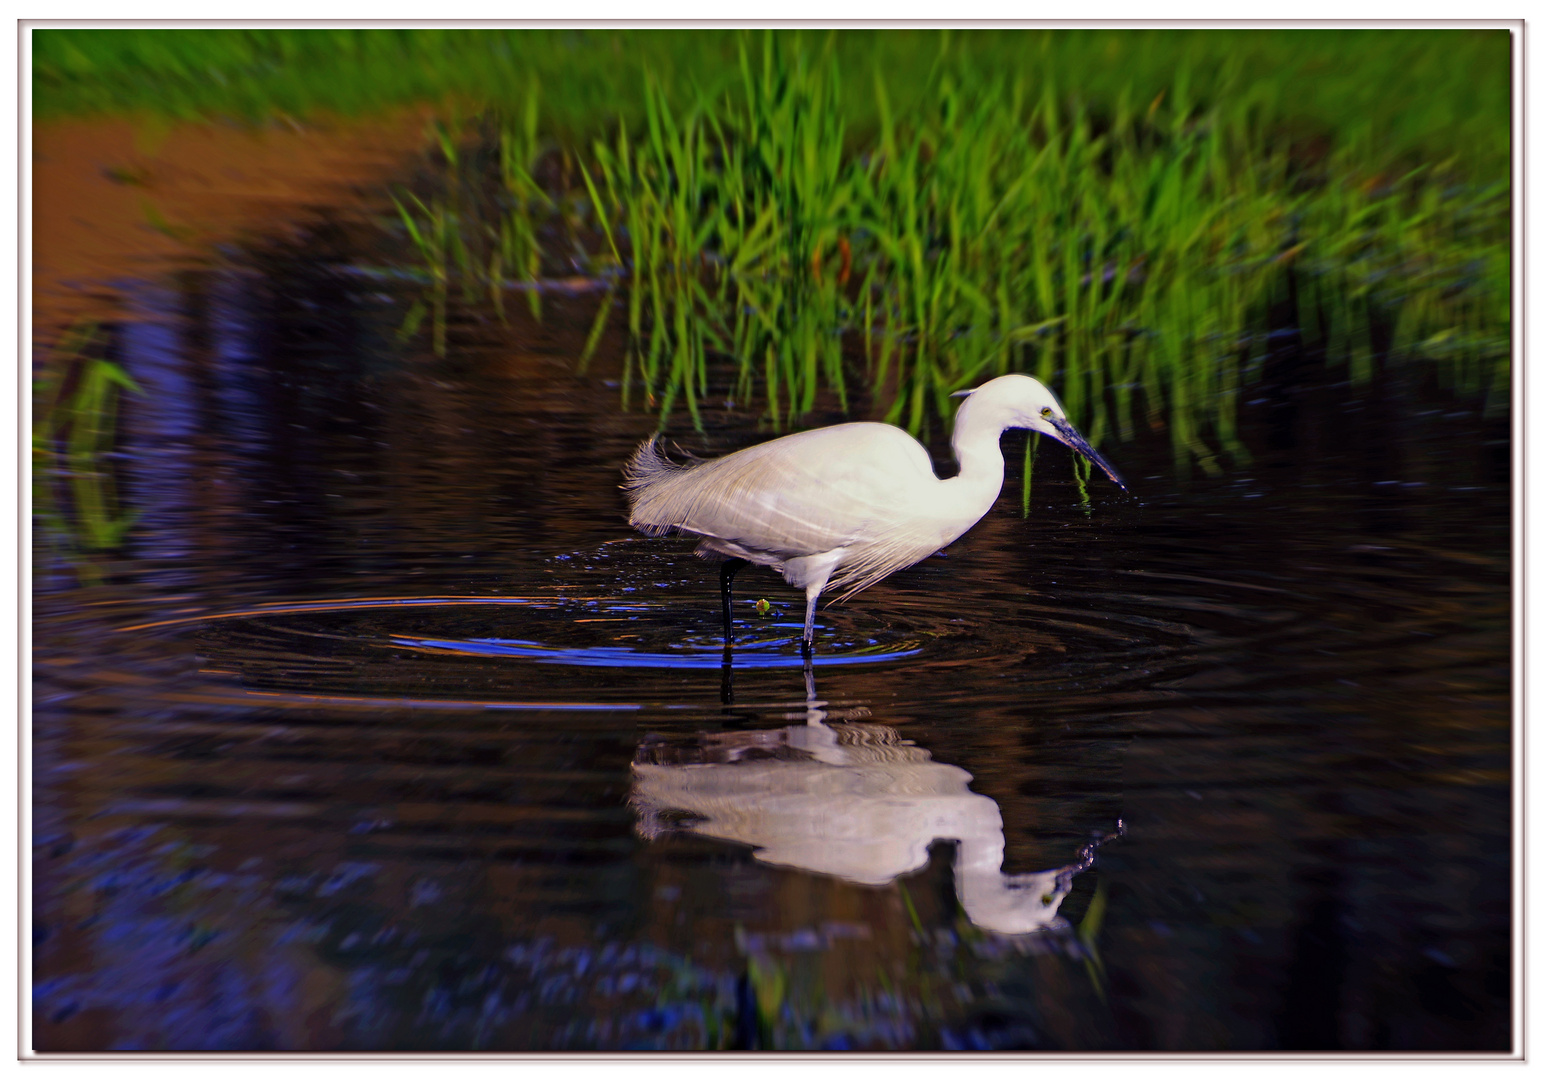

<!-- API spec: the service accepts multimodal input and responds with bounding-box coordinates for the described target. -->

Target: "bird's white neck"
[945,395,1013,513]
[951,423,1007,487]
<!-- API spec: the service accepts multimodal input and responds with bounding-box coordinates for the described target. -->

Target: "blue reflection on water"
[393,636,921,669]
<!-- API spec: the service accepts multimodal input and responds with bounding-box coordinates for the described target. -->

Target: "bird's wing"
[626,424,940,564]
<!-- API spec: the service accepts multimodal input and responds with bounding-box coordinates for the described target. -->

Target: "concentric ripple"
[85,556,1339,719]
[391,632,918,670]
[83,528,1483,720]
[113,591,930,708]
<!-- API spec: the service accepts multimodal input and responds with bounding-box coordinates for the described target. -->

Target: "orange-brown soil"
[31,109,434,352]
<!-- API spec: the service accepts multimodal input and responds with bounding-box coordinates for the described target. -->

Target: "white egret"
[623,373,1126,653]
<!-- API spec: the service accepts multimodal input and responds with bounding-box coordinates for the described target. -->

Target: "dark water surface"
[32,216,1512,1053]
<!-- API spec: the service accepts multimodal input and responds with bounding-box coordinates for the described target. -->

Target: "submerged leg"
[801,655,827,724]
[720,557,749,646]
[720,645,735,706]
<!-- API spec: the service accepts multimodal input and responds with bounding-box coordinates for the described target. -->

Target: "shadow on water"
[32,197,1510,1052]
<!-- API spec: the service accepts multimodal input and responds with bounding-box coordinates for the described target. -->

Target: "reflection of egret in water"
[635,666,1116,935]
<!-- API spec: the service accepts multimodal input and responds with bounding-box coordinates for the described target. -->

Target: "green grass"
[33,27,1511,182]
[543,34,1509,466]
[33,321,143,579]
[34,27,1512,468]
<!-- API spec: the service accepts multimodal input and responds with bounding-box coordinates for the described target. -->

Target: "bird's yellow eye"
[1039,407,1054,419]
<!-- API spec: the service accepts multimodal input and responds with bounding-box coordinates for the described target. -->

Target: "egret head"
[954,374,1128,491]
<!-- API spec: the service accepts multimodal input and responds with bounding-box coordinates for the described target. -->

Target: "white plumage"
[623,373,1125,652]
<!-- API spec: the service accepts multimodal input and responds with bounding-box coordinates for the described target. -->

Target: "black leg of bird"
[720,557,748,646]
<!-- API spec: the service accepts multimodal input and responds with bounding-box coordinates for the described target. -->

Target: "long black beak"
[1050,418,1128,492]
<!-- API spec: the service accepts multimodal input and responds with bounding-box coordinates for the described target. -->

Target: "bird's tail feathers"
[621,433,677,482]
[623,436,708,538]
[621,436,685,492]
